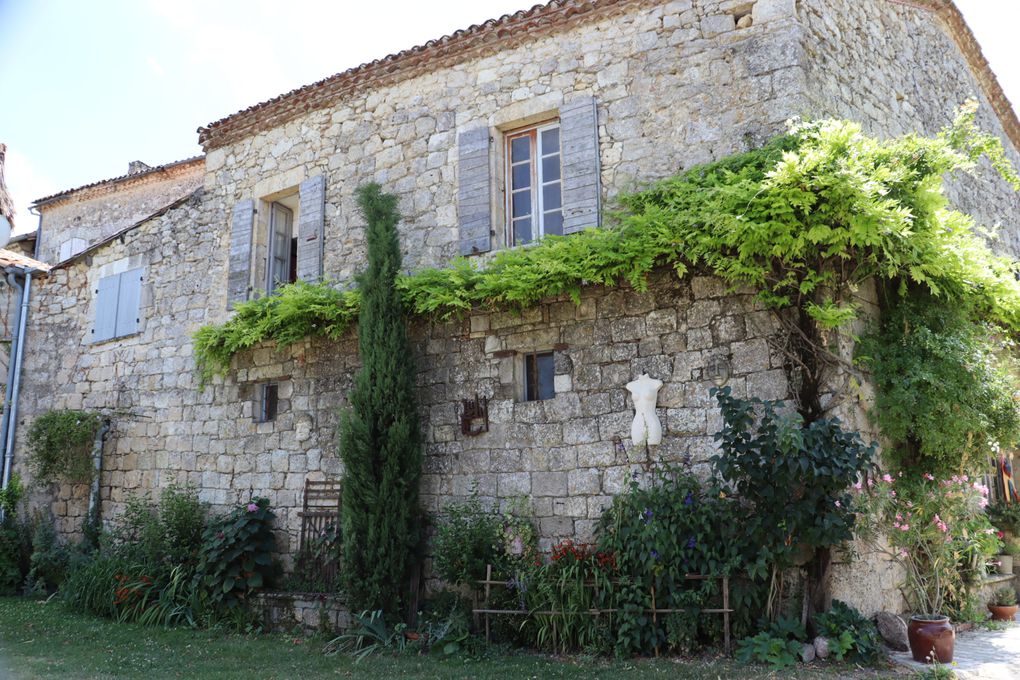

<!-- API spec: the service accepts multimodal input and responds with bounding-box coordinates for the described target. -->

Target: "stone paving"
[890,615,1020,679]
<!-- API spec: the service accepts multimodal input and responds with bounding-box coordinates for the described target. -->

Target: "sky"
[0,0,1017,236]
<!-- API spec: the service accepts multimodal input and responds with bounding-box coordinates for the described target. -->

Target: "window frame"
[265,201,296,295]
[504,120,563,246]
[256,382,279,423]
[522,350,556,402]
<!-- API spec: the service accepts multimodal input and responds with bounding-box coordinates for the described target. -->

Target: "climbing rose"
[247,502,259,512]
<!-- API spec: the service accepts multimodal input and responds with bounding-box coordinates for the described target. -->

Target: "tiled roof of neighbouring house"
[31,155,204,207]
[196,0,1020,156]
[0,248,50,273]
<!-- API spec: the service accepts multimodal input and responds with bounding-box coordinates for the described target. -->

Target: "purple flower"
[650,549,659,560]
[684,492,694,506]
[642,508,653,524]
[686,537,697,550]
[247,502,259,513]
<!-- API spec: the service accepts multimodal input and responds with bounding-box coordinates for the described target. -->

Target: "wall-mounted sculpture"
[626,373,663,446]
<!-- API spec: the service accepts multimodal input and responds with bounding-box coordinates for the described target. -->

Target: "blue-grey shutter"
[457,126,492,256]
[115,268,143,337]
[227,199,255,309]
[93,274,120,342]
[560,94,601,234]
[297,175,325,281]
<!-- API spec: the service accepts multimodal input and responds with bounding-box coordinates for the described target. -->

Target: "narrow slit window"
[506,121,562,245]
[523,351,555,401]
[258,383,279,423]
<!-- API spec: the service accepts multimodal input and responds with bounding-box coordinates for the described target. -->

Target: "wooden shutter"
[115,267,143,337]
[560,94,601,234]
[226,199,255,309]
[457,126,492,256]
[93,274,120,342]
[297,175,325,281]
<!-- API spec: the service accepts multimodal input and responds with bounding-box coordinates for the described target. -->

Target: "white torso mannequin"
[626,373,663,446]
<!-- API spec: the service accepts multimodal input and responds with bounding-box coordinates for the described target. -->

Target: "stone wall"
[800,0,1020,257]
[34,159,204,264]
[204,0,808,295]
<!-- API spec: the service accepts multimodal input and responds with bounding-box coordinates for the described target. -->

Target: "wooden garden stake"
[485,564,492,643]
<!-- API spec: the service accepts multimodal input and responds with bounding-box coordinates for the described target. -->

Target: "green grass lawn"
[0,597,905,680]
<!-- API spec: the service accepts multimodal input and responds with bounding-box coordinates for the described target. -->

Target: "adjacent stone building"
[8,0,1020,615]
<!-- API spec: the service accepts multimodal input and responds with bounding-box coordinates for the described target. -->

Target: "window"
[523,351,555,401]
[59,237,87,261]
[257,383,279,423]
[92,268,143,342]
[506,122,562,245]
[266,202,296,295]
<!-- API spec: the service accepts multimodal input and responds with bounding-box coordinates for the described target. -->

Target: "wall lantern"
[706,354,730,387]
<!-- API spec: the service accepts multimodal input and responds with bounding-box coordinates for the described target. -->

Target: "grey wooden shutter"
[227,199,255,309]
[560,94,602,234]
[457,127,492,256]
[115,267,143,337]
[93,274,120,342]
[297,175,325,281]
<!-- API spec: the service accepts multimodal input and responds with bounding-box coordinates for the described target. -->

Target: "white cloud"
[146,56,165,77]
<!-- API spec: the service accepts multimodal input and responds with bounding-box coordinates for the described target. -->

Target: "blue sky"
[1,0,1017,236]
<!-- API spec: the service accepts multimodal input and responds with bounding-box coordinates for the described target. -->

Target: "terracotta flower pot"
[997,554,1014,575]
[907,615,954,664]
[988,604,1018,622]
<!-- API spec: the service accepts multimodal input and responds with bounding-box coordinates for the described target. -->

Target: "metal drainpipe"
[0,271,23,494]
[87,419,111,534]
[1,270,32,498]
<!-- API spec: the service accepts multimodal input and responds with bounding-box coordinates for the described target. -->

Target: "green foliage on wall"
[339,183,424,618]
[25,410,104,485]
[857,293,1020,475]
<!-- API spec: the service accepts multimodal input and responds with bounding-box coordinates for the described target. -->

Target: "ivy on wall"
[193,101,1020,453]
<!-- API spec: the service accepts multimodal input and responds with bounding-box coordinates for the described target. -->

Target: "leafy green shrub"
[735,632,802,668]
[812,600,881,663]
[596,467,764,656]
[196,497,276,609]
[857,294,1020,475]
[286,521,341,593]
[990,586,1017,606]
[988,502,1020,536]
[0,475,30,594]
[25,410,103,485]
[110,484,207,571]
[27,520,72,592]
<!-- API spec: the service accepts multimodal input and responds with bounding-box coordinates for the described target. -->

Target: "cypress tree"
[339,183,422,617]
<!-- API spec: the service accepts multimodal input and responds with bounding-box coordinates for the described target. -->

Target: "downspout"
[0,272,23,493]
[0,270,32,498]
[86,418,111,537]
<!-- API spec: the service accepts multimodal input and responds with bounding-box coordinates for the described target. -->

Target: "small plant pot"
[987,604,1018,622]
[996,554,1014,575]
[907,615,954,664]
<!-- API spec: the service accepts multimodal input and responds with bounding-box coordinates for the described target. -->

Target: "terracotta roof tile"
[32,155,204,207]
[0,248,50,273]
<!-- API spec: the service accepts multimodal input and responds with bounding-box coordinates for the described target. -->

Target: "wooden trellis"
[296,479,342,589]
[473,564,733,654]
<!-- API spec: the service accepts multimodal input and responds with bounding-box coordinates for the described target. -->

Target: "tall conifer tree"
[340,183,422,616]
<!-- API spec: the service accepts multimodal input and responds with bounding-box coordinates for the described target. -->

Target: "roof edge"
[32,155,205,208]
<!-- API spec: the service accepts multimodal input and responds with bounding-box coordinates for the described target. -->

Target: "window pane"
[512,190,532,218]
[536,352,555,400]
[542,183,562,211]
[512,162,531,189]
[510,136,531,163]
[543,210,563,236]
[542,154,560,182]
[513,217,533,245]
[540,127,560,154]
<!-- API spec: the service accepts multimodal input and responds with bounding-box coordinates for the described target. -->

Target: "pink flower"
[247,502,259,512]
[923,473,935,481]
[890,490,896,498]
[835,500,842,508]
[853,481,863,491]
[899,524,910,531]
[882,474,893,483]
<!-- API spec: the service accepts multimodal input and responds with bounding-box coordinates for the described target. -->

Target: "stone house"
[5,0,1020,616]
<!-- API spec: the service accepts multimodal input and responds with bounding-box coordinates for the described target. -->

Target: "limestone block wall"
[34,159,204,264]
[204,0,810,297]
[800,0,1020,256]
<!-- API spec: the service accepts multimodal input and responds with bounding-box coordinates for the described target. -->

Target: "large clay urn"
[907,615,954,663]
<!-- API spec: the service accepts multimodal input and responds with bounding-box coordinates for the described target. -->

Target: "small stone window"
[506,121,562,245]
[523,351,555,401]
[257,383,279,423]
